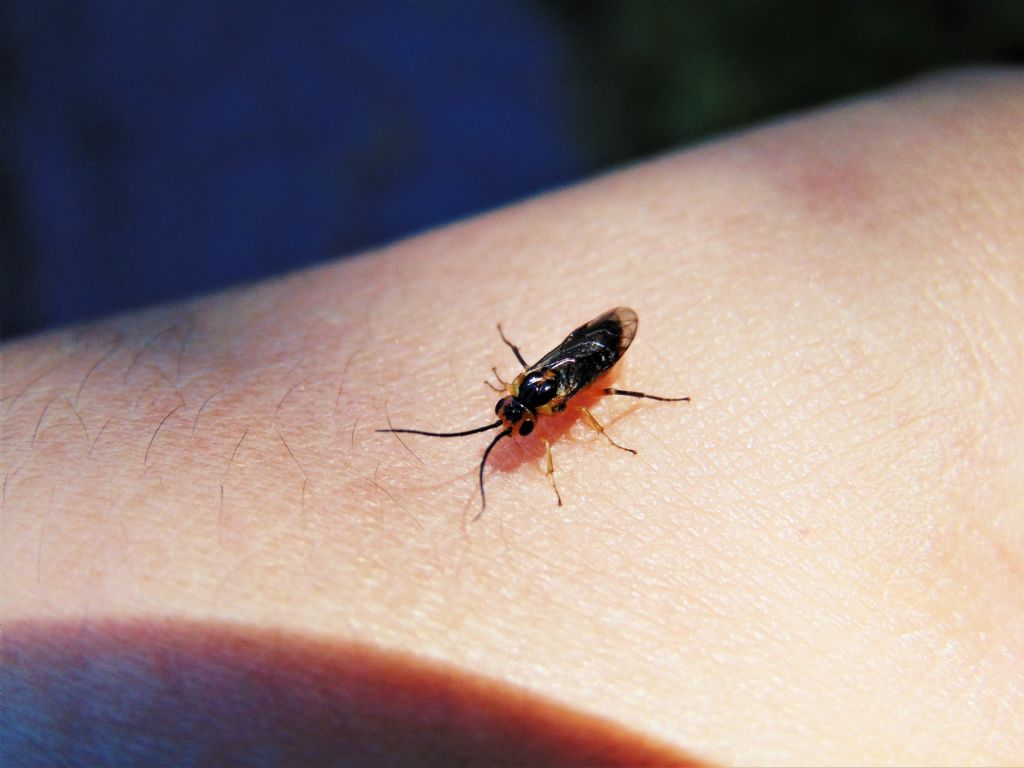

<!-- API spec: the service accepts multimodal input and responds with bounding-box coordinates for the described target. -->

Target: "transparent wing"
[529,307,638,398]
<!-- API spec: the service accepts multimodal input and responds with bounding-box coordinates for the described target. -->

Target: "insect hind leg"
[582,406,637,455]
[544,438,563,506]
[496,323,528,368]
[603,388,690,403]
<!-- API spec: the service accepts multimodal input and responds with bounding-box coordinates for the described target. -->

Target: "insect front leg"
[543,438,563,506]
[496,323,528,368]
[581,406,637,455]
[484,366,510,392]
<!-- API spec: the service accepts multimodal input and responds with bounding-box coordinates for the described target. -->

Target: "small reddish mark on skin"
[754,134,881,228]
[797,159,873,217]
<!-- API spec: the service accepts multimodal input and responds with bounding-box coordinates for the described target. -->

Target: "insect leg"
[496,323,528,368]
[581,406,637,455]
[484,366,509,392]
[543,438,562,506]
[603,388,691,403]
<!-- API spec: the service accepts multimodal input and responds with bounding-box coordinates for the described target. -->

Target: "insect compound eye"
[500,399,526,426]
[495,399,504,415]
[518,419,534,437]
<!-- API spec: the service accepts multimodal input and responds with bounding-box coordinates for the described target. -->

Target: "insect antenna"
[377,419,511,518]
[376,420,502,438]
[475,428,513,520]
[602,388,691,403]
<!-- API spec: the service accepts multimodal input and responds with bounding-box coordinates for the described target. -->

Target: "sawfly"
[378,307,689,517]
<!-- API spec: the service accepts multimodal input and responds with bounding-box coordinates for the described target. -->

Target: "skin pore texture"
[3,70,1023,766]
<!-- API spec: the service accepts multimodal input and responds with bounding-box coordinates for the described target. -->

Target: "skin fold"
[3,69,1023,765]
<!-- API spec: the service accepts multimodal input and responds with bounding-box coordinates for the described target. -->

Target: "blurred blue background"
[3,0,1022,337]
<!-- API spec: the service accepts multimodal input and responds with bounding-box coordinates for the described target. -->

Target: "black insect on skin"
[378,307,689,517]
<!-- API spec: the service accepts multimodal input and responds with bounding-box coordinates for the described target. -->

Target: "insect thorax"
[516,370,558,410]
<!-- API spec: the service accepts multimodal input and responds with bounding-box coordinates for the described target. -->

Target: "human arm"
[3,69,1023,765]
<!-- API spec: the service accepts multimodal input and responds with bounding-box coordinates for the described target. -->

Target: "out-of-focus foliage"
[554,0,1024,161]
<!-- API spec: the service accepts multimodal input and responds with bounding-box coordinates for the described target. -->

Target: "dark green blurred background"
[3,0,1022,337]
[556,0,1023,160]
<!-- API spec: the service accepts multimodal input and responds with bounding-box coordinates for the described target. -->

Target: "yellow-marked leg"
[484,367,508,392]
[544,438,563,506]
[581,406,637,455]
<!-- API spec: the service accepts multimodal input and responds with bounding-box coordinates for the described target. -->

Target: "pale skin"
[3,70,1023,765]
